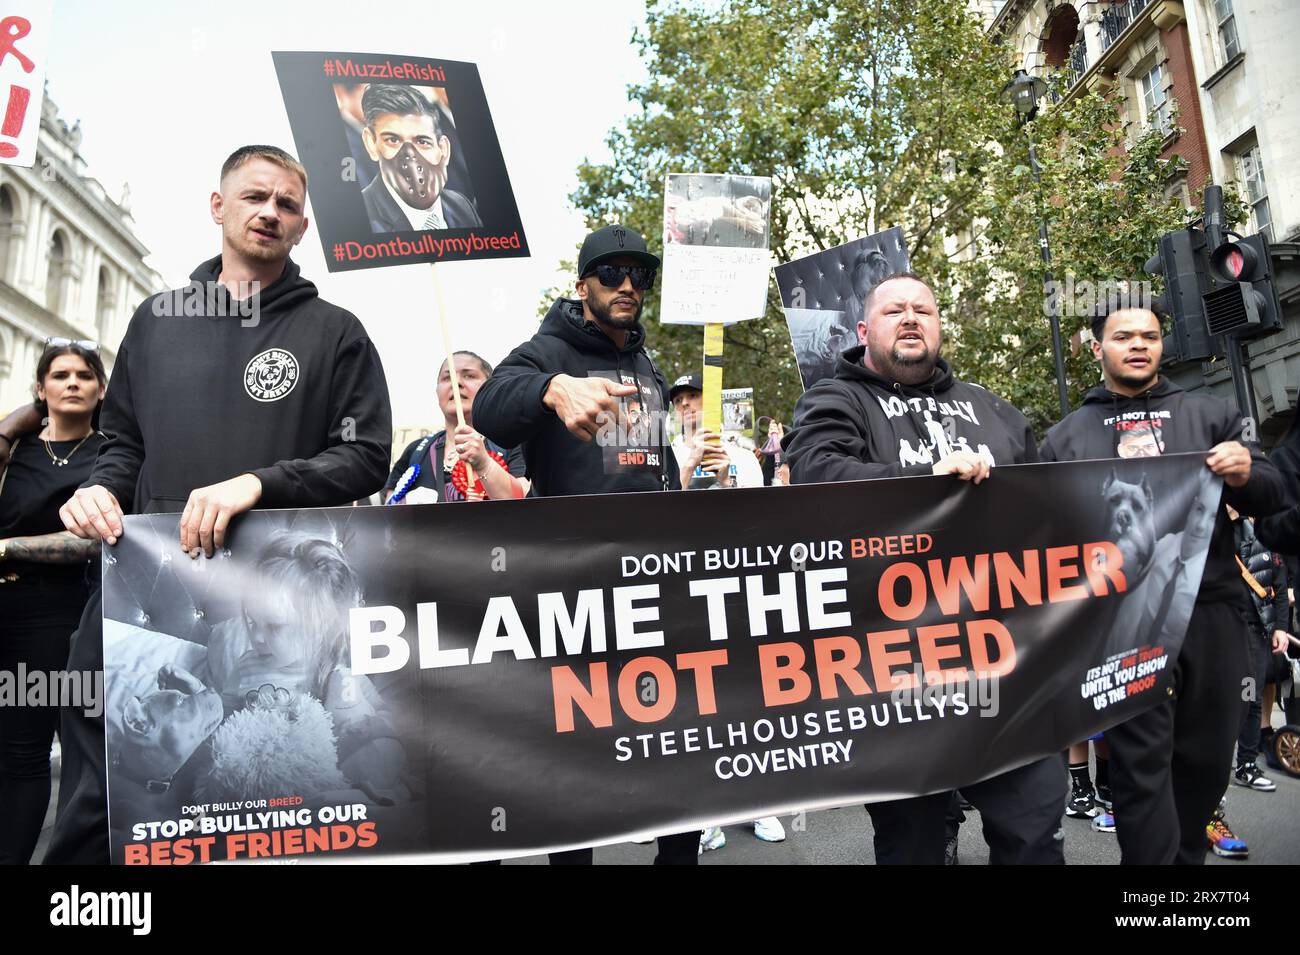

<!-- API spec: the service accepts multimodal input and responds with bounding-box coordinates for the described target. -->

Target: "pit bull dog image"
[1099,470,1220,660]
[113,664,224,797]
[1102,469,1157,584]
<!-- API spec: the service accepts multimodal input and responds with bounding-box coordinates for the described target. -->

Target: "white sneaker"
[751,816,786,842]
[698,825,726,854]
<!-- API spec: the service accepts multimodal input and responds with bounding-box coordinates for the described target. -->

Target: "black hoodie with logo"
[472,298,680,497]
[1038,376,1285,605]
[783,345,1039,484]
[86,255,392,513]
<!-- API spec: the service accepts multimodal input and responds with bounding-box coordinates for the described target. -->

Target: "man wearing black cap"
[473,224,697,864]
[475,223,679,498]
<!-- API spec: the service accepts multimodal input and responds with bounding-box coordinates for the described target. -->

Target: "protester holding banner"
[383,351,526,504]
[1039,299,1285,864]
[0,342,107,864]
[474,223,699,864]
[46,145,393,864]
[783,271,1065,864]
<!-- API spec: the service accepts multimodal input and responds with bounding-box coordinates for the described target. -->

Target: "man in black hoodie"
[46,145,392,864]
[783,271,1064,864]
[474,224,697,864]
[474,224,679,499]
[1039,300,1284,864]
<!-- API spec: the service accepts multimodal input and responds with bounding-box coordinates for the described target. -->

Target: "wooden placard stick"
[432,263,477,493]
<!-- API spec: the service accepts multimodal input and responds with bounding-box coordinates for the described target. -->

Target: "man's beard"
[588,294,643,329]
[869,340,938,386]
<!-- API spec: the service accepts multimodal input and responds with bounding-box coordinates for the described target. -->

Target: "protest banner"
[103,454,1218,864]
[660,174,771,461]
[0,1,51,167]
[722,387,754,441]
[659,173,772,326]
[273,50,530,487]
[272,50,527,272]
[775,227,910,389]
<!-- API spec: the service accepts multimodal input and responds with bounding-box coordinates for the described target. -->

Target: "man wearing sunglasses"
[474,224,678,500]
[473,224,699,864]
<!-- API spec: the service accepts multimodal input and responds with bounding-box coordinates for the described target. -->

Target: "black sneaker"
[1095,783,1114,812]
[1066,781,1098,818]
[1233,762,1277,792]
[944,833,959,865]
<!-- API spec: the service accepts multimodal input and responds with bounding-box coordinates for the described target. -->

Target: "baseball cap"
[578,223,661,277]
[669,372,703,400]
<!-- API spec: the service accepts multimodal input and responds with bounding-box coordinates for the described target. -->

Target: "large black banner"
[102,455,1219,864]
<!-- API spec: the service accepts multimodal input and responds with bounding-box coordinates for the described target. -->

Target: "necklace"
[43,431,96,467]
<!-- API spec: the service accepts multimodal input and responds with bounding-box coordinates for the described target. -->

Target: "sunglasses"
[43,337,100,353]
[589,264,656,291]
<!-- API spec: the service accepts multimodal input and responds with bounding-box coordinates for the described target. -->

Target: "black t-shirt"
[384,431,525,502]
[0,432,106,580]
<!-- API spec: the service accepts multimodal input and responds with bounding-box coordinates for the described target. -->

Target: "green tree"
[567,0,1197,433]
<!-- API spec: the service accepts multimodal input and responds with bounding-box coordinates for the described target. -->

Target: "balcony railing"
[1065,37,1088,89]
[1101,0,1153,52]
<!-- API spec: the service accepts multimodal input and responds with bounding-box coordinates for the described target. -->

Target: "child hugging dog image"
[205,532,404,788]
[111,532,405,830]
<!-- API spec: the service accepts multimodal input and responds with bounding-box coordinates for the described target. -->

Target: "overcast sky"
[48,0,649,427]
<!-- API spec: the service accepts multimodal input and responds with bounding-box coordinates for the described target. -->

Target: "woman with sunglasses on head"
[0,339,107,863]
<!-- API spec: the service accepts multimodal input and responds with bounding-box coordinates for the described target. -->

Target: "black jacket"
[1039,376,1285,605]
[1256,422,1300,555]
[783,346,1039,484]
[1256,505,1300,557]
[360,177,482,234]
[472,298,680,497]
[86,255,392,514]
[1234,517,1289,634]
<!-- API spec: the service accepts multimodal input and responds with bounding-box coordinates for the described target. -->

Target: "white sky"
[48,0,649,427]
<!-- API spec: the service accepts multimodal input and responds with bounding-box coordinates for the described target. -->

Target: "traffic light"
[1145,227,1213,363]
[1204,233,1284,338]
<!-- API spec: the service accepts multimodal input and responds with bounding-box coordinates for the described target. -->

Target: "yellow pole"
[703,322,724,439]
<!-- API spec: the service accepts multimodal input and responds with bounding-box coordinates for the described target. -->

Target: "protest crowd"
[1,141,1299,867]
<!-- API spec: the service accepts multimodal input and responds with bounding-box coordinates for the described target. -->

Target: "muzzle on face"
[381,142,439,210]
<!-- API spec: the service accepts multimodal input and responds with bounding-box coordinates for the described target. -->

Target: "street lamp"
[1000,68,1070,418]
[1000,68,1048,124]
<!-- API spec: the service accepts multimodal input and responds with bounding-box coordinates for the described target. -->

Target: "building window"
[1139,64,1171,134]
[1238,143,1272,240]
[96,266,114,338]
[46,230,67,314]
[1213,0,1241,61]
[0,187,12,282]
